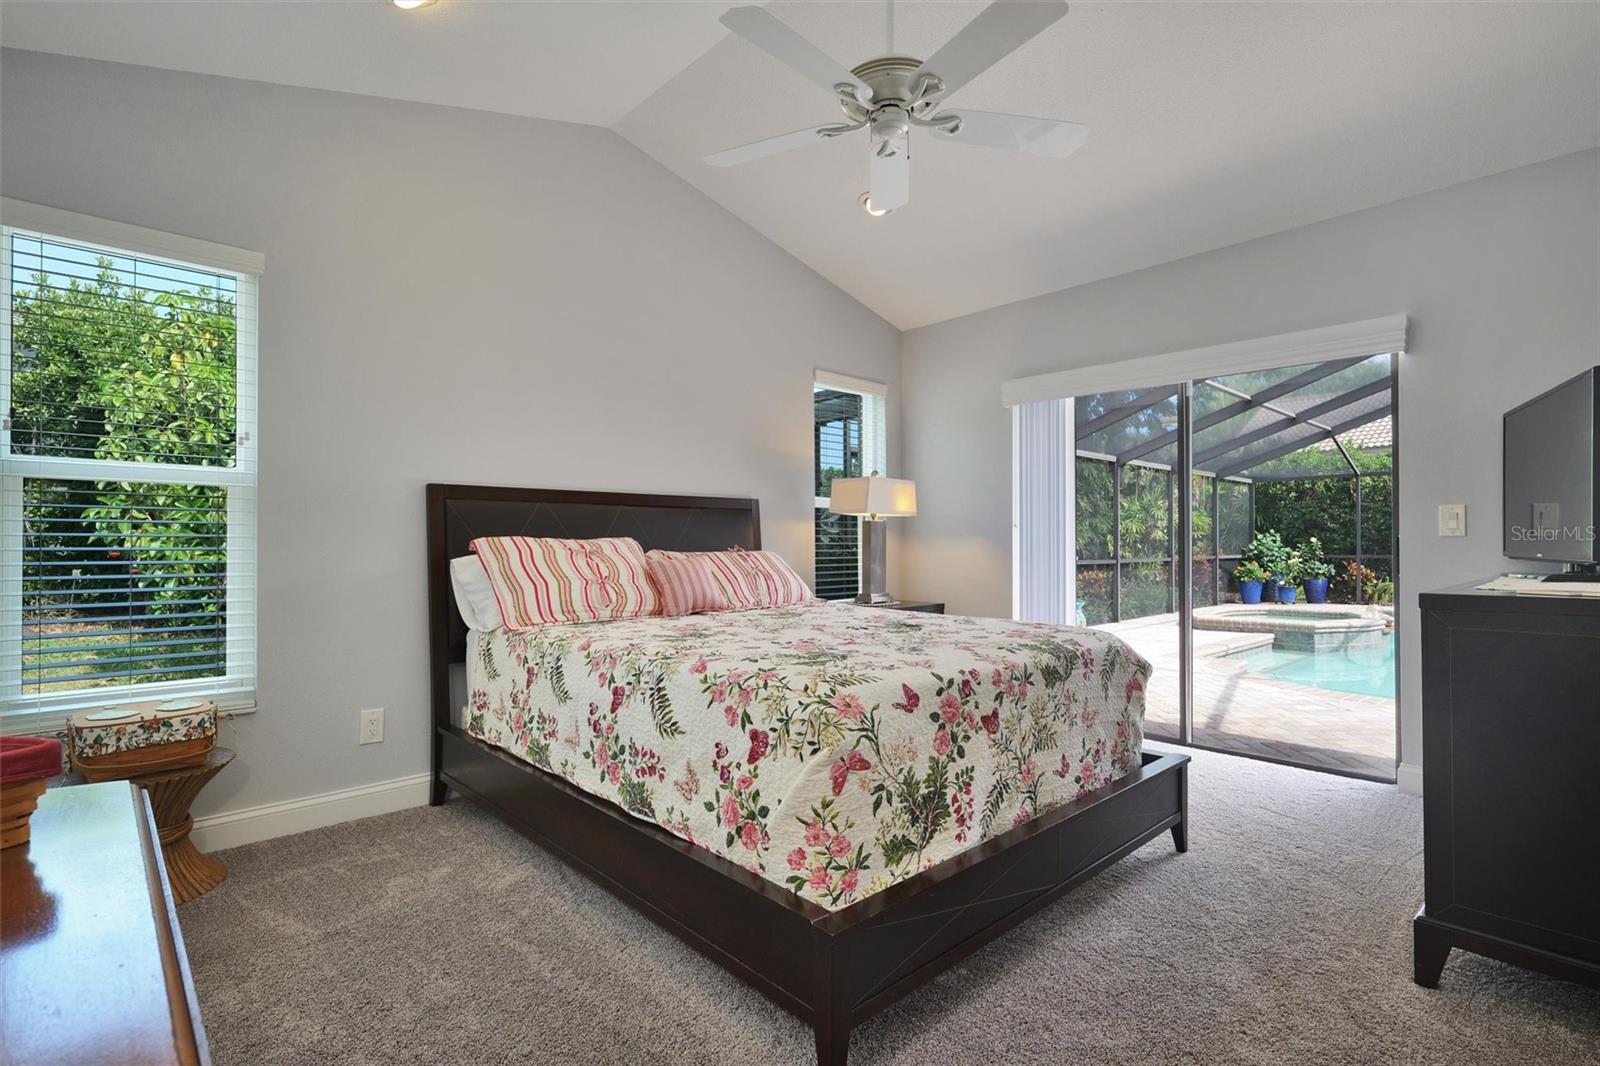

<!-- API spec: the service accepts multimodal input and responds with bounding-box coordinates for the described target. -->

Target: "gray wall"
[898,148,1600,781]
[0,50,900,816]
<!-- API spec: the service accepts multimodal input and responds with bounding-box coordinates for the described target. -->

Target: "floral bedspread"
[465,601,1149,911]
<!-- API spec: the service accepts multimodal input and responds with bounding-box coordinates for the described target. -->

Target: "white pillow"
[450,555,503,631]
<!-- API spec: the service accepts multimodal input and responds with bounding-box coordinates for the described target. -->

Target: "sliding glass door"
[1069,354,1397,780]
[1073,384,1185,742]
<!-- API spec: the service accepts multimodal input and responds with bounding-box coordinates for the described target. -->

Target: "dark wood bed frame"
[427,483,1189,1065]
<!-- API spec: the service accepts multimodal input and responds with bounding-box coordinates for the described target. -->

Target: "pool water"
[1237,633,1396,698]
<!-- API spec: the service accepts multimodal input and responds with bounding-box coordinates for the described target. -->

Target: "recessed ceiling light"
[857,192,893,218]
[392,0,436,10]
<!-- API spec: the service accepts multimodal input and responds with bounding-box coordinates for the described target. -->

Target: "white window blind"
[1013,399,1075,623]
[0,213,258,725]
[814,371,887,600]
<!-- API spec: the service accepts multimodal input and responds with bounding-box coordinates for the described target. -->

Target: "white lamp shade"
[829,475,917,518]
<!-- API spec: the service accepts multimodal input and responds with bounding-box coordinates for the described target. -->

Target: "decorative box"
[68,698,217,782]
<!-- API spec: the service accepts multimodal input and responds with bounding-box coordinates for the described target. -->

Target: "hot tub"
[1192,602,1389,653]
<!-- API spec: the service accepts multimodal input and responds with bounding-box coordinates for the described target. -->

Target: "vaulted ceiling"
[6,1,1598,329]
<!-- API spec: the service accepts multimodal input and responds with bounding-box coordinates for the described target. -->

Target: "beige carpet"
[181,748,1600,1065]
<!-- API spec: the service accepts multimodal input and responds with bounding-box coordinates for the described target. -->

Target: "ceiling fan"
[704,1,1086,216]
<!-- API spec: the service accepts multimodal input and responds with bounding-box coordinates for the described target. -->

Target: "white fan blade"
[931,110,1088,158]
[868,142,910,213]
[721,6,873,103]
[704,125,841,167]
[915,1,1068,101]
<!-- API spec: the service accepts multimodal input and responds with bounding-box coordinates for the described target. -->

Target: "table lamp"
[828,471,917,604]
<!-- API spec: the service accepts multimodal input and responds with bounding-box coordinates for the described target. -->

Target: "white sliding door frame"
[1000,315,1407,407]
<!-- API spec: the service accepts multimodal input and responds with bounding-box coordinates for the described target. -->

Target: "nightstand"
[856,600,944,614]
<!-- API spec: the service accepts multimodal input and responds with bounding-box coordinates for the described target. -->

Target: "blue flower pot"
[1304,577,1329,604]
[1239,579,1263,604]
[1262,578,1279,602]
[1277,584,1300,604]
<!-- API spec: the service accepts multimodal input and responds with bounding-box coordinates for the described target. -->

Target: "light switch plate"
[1438,503,1466,537]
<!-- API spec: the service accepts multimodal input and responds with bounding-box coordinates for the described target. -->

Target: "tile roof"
[1316,413,1391,452]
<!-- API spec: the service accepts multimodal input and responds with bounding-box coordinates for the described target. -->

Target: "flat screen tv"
[1503,366,1600,574]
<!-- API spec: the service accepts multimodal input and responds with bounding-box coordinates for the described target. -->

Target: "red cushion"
[0,736,62,784]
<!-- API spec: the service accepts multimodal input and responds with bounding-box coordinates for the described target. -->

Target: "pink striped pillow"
[470,536,658,628]
[644,550,731,617]
[704,548,813,610]
[645,549,814,614]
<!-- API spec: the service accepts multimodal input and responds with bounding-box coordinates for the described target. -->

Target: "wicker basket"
[1,735,62,848]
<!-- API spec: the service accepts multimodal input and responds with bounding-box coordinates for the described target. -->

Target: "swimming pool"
[1236,633,1396,698]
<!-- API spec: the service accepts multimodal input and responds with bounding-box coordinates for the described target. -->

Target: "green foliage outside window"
[1075,441,1392,623]
[11,257,236,691]
[1253,449,1392,560]
[1075,457,1251,624]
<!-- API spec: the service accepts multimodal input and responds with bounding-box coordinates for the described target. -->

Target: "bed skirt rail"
[436,725,1188,1066]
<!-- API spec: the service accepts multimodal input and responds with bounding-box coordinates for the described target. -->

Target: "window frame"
[0,200,263,730]
[813,370,888,600]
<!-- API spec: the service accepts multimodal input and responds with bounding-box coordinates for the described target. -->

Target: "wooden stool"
[129,748,235,904]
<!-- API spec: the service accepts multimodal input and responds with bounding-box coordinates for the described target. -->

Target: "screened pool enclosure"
[1072,351,1398,781]
[1075,353,1395,625]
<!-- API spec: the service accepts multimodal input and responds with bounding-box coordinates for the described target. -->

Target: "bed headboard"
[426,484,762,735]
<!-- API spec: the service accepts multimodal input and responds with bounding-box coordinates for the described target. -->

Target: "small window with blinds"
[814,374,886,600]
[1,219,258,721]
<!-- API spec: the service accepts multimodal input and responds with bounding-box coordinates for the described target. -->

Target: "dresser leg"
[1413,912,1451,987]
[1171,761,1189,853]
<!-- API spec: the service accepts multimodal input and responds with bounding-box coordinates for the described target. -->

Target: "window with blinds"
[1,219,258,721]
[814,374,886,600]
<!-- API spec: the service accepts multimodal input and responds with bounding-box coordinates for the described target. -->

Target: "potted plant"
[1243,530,1289,602]
[1278,550,1303,603]
[1234,559,1268,604]
[1297,537,1335,603]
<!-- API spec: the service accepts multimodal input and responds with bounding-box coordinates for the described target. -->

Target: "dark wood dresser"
[1414,582,1600,989]
[1,781,211,1064]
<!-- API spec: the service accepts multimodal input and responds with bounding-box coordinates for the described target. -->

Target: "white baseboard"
[1396,761,1424,796]
[191,771,432,852]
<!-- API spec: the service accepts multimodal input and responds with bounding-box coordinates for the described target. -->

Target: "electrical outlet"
[359,707,384,745]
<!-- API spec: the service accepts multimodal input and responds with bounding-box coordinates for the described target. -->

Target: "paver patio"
[1098,612,1396,780]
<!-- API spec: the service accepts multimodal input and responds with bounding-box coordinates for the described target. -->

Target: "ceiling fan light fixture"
[392,0,437,10]
[710,1,1079,211]
[858,192,894,218]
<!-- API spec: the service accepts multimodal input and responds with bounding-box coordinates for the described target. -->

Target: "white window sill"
[2,699,256,737]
